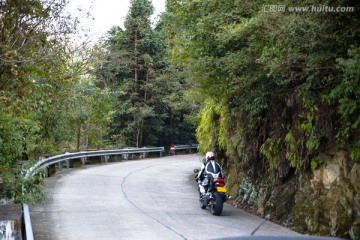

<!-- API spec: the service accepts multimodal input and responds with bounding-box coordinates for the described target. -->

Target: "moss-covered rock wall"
[229,150,360,239]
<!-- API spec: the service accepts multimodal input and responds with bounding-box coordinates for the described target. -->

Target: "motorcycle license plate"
[216,186,226,192]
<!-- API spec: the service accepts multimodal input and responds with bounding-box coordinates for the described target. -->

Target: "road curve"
[30,154,298,240]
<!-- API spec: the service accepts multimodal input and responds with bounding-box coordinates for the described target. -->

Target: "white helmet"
[205,151,215,160]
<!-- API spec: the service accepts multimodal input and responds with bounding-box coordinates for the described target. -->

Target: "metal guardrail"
[22,203,33,240]
[24,147,164,179]
[22,147,164,240]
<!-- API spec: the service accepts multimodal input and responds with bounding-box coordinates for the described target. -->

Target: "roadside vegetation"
[0,0,196,203]
[1,0,359,238]
[163,0,360,238]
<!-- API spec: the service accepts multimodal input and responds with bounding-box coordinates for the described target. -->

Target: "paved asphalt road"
[30,154,299,240]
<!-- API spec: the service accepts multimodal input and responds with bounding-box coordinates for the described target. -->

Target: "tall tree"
[96,0,196,148]
[0,0,79,202]
[0,0,114,203]
[122,0,155,147]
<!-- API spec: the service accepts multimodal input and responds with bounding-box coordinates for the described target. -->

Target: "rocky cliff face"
[229,150,360,239]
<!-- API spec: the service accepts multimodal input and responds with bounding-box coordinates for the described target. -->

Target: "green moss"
[226,165,239,197]
[238,176,258,205]
[291,173,354,238]
[350,221,360,240]
[292,193,323,234]
[326,194,354,238]
[260,138,282,170]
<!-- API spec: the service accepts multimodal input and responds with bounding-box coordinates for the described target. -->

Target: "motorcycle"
[194,169,229,216]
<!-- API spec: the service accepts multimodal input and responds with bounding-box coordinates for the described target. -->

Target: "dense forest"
[1,0,359,238]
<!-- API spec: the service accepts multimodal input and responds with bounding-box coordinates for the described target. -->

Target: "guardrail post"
[81,157,86,165]
[44,167,49,178]
[101,155,110,163]
[65,160,70,168]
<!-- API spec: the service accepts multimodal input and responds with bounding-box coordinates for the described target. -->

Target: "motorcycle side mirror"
[194,169,199,173]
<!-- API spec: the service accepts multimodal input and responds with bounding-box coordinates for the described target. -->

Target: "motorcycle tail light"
[214,177,224,182]
[214,178,225,186]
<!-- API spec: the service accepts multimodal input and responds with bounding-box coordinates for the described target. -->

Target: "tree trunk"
[136,119,143,148]
[76,124,81,151]
[134,29,138,91]
[139,120,144,147]
[136,127,140,148]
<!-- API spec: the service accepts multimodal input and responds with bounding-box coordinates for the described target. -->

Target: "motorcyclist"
[196,151,223,198]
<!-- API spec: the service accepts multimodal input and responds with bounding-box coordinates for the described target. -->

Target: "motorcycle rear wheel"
[210,192,223,216]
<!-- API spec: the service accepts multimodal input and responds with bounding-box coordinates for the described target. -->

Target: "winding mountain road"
[30,154,298,240]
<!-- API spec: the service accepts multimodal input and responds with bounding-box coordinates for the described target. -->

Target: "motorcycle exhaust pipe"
[204,193,211,203]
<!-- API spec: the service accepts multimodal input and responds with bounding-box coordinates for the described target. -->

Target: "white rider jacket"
[197,159,223,181]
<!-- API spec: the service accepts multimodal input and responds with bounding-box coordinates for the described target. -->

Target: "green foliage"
[260,138,281,170]
[285,130,302,169]
[0,0,114,202]
[67,75,115,151]
[95,0,164,147]
[328,47,360,161]
[2,166,47,204]
[310,156,322,170]
[195,97,233,156]
[166,0,360,180]
[0,113,25,166]
[96,0,196,148]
